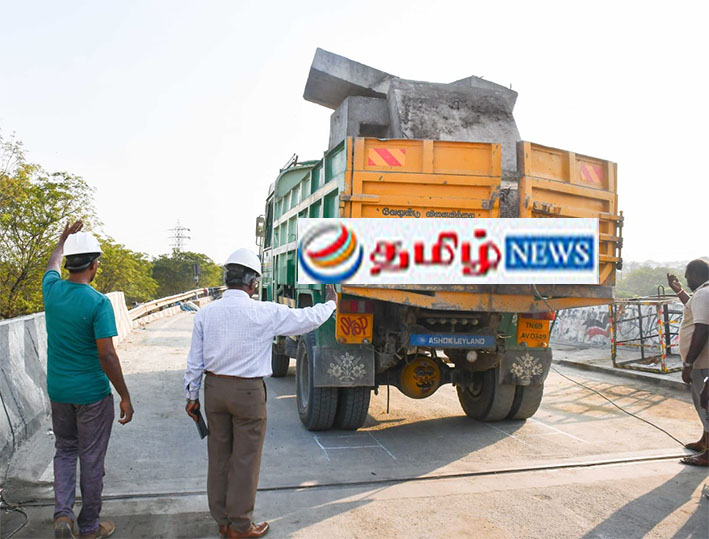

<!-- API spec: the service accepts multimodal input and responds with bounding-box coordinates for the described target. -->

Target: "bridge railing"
[128,287,225,322]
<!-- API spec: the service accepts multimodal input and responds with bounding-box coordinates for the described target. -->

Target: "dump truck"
[255,50,622,430]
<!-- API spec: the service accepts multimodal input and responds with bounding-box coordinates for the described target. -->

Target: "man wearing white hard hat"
[184,248,336,538]
[43,221,134,539]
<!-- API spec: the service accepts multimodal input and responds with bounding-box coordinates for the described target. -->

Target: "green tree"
[151,251,222,297]
[94,237,158,306]
[616,265,685,298]
[0,132,96,318]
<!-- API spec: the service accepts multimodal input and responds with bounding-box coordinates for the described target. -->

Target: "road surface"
[2,313,707,538]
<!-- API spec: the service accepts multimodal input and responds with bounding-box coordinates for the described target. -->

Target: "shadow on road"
[540,376,690,425]
[581,467,707,539]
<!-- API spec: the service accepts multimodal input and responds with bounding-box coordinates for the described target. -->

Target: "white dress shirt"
[184,289,336,399]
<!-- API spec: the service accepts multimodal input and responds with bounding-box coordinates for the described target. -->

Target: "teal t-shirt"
[42,270,117,404]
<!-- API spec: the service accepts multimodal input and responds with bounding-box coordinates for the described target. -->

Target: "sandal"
[680,454,709,467]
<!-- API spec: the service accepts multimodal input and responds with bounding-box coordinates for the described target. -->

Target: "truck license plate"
[517,317,551,348]
[336,313,373,344]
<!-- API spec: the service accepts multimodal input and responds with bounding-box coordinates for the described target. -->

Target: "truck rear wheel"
[457,368,515,421]
[271,348,290,378]
[333,387,371,430]
[296,333,338,431]
[507,384,544,420]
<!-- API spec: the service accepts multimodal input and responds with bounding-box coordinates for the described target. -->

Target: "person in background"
[44,221,134,539]
[184,248,337,538]
[667,258,709,467]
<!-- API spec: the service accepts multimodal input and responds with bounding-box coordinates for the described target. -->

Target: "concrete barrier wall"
[0,290,213,471]
[551,305,612,347]
[550,303,683,348]
[0,313,50,470]
[0,291,211,472]
[106,291,133,346]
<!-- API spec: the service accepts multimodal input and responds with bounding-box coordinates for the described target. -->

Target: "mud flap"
[498,349,552,386]
[313,345,375,387]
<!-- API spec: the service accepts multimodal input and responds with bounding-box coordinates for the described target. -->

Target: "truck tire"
[271,348,290,378]
[296,333,338,431]
[333,387,371,430]
[457,368,515,421]
[507,384,544,420]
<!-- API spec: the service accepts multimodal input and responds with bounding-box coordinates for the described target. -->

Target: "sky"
[1,0,707,266]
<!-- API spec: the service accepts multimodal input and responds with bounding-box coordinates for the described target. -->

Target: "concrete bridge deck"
[1,312,707,538]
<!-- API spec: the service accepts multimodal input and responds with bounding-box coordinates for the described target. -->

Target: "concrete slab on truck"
[303,48,392,109]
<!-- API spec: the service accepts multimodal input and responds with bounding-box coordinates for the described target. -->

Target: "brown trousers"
[204,375,267,533]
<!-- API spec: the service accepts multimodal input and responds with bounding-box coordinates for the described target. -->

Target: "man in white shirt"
[667,258,709,467]
[184,248,336,538]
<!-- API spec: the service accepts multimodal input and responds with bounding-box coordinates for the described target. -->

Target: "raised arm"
[47,220,83,273]
[667,273,689,305]
[271,284,338,336]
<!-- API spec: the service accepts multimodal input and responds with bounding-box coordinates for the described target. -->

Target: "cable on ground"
[552,366,687,448]
[0,488,29,539]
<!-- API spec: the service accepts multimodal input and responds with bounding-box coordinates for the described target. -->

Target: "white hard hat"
[224,248,261,276]
[64,232,103,257]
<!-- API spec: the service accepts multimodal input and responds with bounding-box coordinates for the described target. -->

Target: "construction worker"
[667,258,709,467]
[43,221,134,539]
[184,248,337,538]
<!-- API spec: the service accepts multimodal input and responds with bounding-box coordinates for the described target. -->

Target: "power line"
[169,220,191,253]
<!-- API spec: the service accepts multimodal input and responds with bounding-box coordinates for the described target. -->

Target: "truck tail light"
[339,299,374,314]
[522,311,556,321]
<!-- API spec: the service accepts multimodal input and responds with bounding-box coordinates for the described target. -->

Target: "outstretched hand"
[60,220,83,243]
[47,220,84,272]
[666,273,682,294]
[325,284,337,304]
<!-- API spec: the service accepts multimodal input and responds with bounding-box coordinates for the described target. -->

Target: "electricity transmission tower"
[169,220,191,253]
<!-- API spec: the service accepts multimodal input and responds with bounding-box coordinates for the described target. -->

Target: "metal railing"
[609,295,683,374]
[128,287,225,322]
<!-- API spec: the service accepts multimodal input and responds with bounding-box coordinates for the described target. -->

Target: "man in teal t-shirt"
[43,221,134,539]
